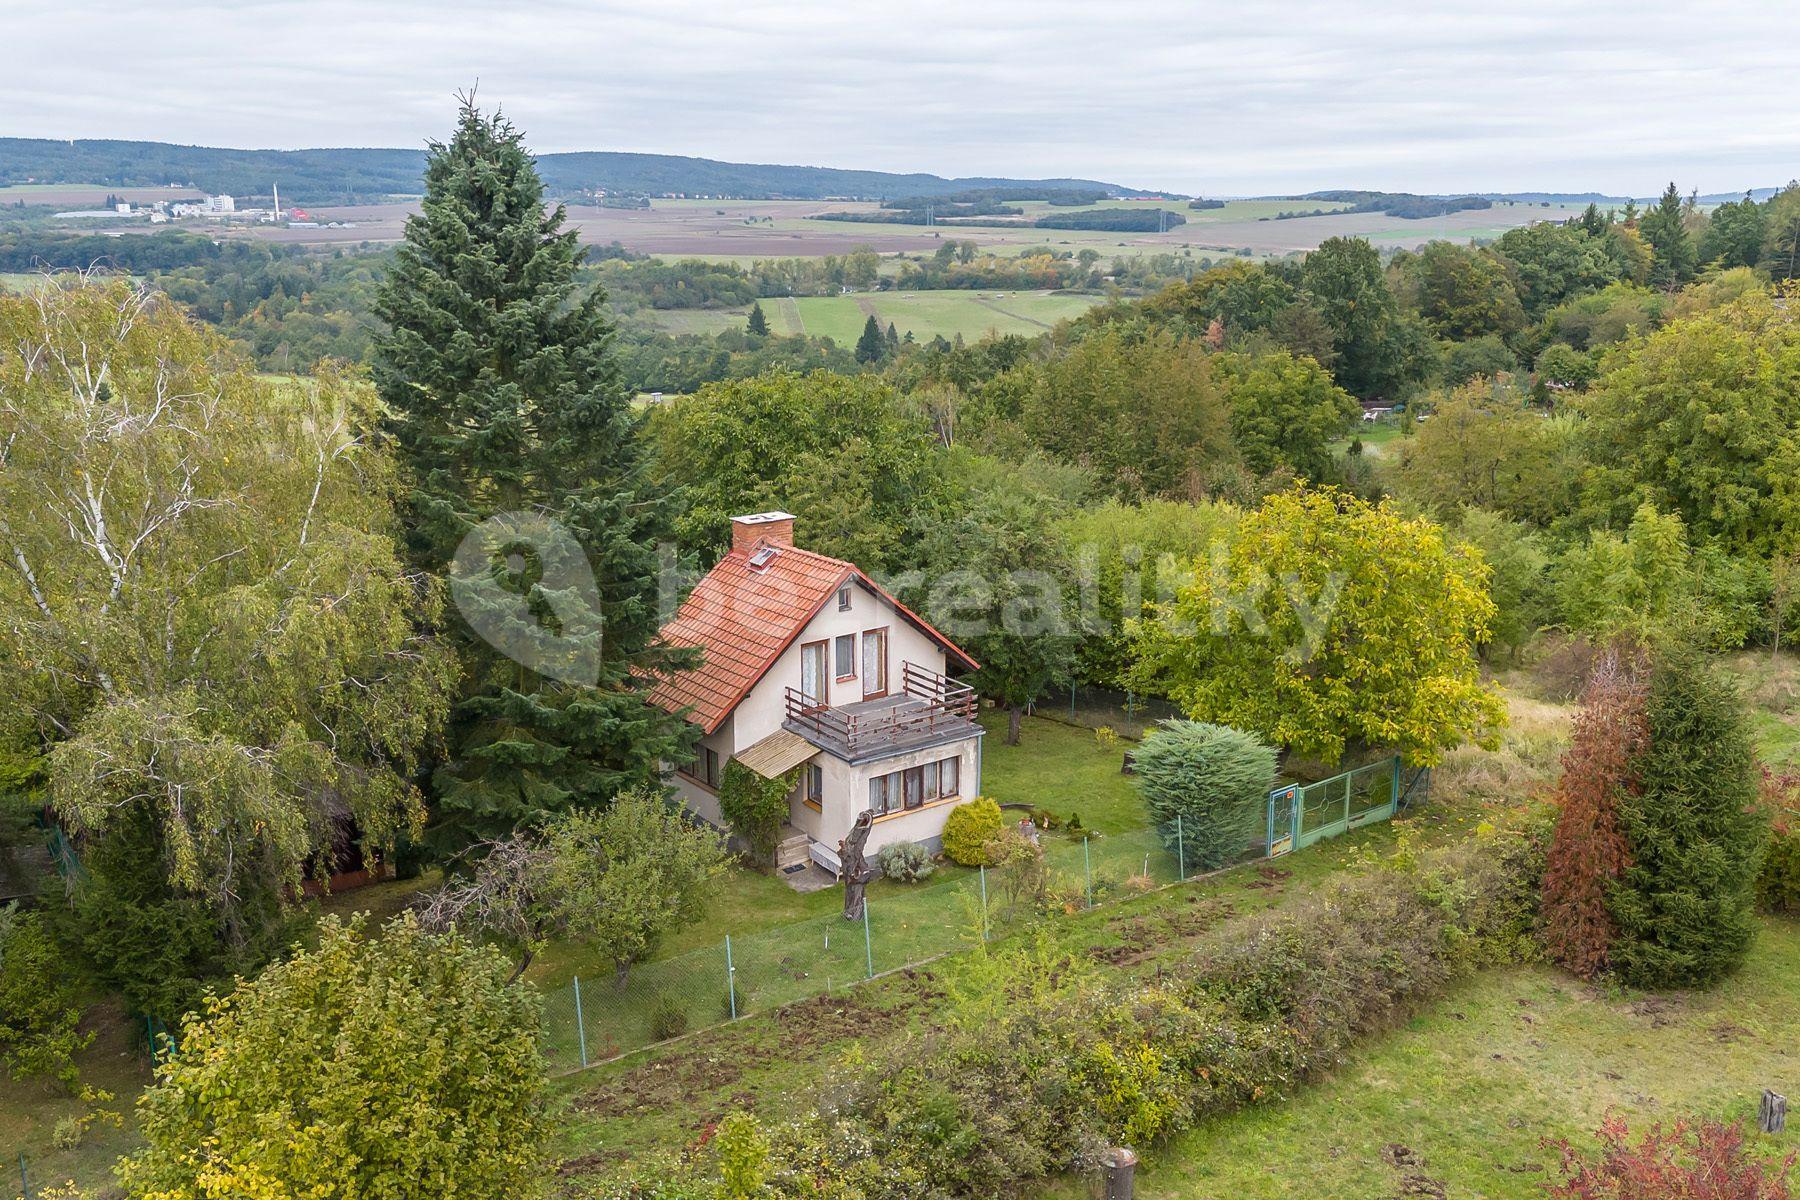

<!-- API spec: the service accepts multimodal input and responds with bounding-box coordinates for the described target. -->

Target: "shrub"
[0,904,91,1090]
[1545,1114,1794,1198]
[1610,649,1766,989]
[1542,647,1646,979]
[942,797,1005,866]
[1759,768,1800,914]
[987,829,1049,919]
[117,915,548,1199]
[649,994,689,1042]
[875,841,935,883]
[603,826,1546,1200]
[1134,720,1276,871]
[718,761,798,863]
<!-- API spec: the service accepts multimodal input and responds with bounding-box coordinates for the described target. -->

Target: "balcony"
[784,662,980,762]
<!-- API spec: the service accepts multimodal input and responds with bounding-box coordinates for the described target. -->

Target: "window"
[800,640,827,708]
[861,628,888,699]
[806,763,823,808]
[865,755,962,816]
[834,634,856,680]
[684,746,722,789]
[837,585,853,612]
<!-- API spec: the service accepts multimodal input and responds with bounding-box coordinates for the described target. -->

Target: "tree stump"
[1761,1089,1788,1134]
[839,810,878,921]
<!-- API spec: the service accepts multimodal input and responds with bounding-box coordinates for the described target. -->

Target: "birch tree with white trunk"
[0,276,455,925]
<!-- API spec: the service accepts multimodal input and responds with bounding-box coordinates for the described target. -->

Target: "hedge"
[597,824,1547,1199]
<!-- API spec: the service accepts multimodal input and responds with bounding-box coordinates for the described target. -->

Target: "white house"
[650,512,984,875]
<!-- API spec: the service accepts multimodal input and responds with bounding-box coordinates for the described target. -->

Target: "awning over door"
[733,728,818,779]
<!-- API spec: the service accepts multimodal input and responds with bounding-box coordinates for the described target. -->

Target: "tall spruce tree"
[854,314,886,363]
[745,301,770,336]
[373,97,694,852]
[1641,181,1697,289]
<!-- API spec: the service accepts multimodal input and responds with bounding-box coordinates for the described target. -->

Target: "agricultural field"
[162,194,1591,264]
[638,287,1103,342]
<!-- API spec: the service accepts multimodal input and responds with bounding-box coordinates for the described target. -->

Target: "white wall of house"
[724,577,949,755]
[818,736,984,857]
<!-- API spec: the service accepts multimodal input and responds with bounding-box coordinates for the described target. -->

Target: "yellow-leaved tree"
[1129,487,1505,766]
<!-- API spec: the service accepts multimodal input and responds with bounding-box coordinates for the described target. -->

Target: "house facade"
[650,512,984,874]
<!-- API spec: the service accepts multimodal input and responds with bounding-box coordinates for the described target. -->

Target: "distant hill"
[0,138,1159,204]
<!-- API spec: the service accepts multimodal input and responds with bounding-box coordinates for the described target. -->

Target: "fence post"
[572,975,589,1069]
[1391,755,1402,809]
[978,864,990,940]
[725,935,737,1020]
[20,1152,27,1200]
[1176,814,1185,880]
[1083,836,1093,908]
[862,902,874,979]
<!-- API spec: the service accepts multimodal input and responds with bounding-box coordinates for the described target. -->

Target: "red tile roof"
[649,541,977,734]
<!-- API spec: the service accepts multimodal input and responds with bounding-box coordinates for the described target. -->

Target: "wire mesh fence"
[1030,684,1183,740]
[539,815,1255,1076]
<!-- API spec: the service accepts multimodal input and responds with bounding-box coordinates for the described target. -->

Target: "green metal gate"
[1267,756,1403,856]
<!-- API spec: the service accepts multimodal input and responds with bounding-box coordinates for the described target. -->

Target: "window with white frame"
[866,755,962,815]
[833,633,856,680]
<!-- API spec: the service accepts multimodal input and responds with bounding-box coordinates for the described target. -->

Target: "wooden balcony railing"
[784,661,976,756]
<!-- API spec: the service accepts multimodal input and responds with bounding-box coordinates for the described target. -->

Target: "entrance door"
[800,641,827,709]
[861,628,888,700]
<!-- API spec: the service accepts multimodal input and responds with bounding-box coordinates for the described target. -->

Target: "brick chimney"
[730,511,796,553]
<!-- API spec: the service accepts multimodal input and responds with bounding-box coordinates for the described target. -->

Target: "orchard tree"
[421,789,728,986]
[1130,488,1505,766]
[119,915,548,1200]
[373,97,693,849]
[0,280,453,929]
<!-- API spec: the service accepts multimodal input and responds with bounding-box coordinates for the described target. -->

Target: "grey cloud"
[2,0,1795,194]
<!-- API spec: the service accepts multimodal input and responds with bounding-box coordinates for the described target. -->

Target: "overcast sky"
[5,0,1796,196]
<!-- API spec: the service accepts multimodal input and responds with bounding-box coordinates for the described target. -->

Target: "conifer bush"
[1134,719,1276,870]
[1609,648,1766,989]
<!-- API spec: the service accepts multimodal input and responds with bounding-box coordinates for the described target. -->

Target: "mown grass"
[1043,919,1800,1200]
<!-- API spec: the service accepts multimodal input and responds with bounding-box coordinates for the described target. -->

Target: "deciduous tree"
[1130,488,1505,765]
[0,279,453,927]
[120,915,548,1200]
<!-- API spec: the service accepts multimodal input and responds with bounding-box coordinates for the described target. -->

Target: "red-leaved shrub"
[1546,1113,1794,1199]
[1541,645,1647,979]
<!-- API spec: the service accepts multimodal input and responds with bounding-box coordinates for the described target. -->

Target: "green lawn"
[982,711,1145,834]
[637,288,1102,344]
[1044,919,1800,1199]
